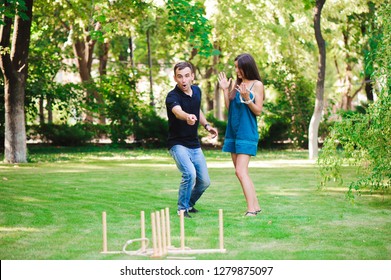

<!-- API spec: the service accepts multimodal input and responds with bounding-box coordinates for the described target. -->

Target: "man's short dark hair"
[174,61,194,75]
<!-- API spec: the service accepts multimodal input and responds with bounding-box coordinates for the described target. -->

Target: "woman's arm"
[218,72,232,109]
[246,81,264,116]
[237,81,264,116]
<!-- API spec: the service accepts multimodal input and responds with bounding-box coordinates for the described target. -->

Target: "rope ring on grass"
[122,238,150,256]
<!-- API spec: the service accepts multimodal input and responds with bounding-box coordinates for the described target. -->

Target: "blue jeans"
[169,145,210,211]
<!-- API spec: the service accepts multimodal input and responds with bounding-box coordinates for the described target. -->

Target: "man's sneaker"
[188,207,199,213]
[177,210,192,218]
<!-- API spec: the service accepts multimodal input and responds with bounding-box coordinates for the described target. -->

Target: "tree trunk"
[204,65,216,112]
[39,95,45,124]
[129,36,135,67]
[73,22,106,124]
[308,0,326,160]
[73,39,94,122]
[364,75,373,101]
[0,0,33,163]
[340,63,353,110]
[99,41,109,76]
[362,1,376,102]
[147,29,154,107]
[47,97,53,124]
[214,82,223,119]
[340,27,354,111]
[4,80,28,163]
[97,41,109,124]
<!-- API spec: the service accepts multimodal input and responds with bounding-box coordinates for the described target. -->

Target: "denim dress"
[222,86,259,156]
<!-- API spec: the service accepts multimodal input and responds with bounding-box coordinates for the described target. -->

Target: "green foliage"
[3,0,385,158]
[97,65,168,146]
[25,81,84,125]
[165,0,215,57]
[302,0,316,10]
[0,0,28,25]
[319,2,391,198]
[133,109,168,148]
[32,123,95,146]
[23,5,87,125]
[97,67,141,144]
[259,104,290,148]
[319,102,390,197]
[263,61,314,148]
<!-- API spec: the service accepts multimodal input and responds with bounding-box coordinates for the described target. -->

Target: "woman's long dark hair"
[229,53,262,100]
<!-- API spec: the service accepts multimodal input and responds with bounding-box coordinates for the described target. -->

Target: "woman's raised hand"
[235,83,250,101]
[218,72,231,91]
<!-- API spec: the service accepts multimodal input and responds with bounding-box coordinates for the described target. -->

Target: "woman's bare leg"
[231,153,260,213]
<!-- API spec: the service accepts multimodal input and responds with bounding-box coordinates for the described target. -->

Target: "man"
[166,61,218,218]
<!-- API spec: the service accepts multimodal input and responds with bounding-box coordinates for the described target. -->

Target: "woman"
[218,53,265,216]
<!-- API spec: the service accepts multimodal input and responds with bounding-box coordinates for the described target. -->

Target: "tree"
[361,1,378,102]
[308,0,326,160]
[322,0,380,111]
[208,0,318,149]
[53,0,106,123]
[26,4,67,125]
[0,0,33,163]
[319,0,391,197]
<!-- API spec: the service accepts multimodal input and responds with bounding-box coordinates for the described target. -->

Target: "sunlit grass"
[0,146,390,260]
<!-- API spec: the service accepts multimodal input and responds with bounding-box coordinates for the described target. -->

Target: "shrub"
[319,3,391,198]
[264,61,314,148]
[133,109,168,148]
[35,124,95,146]
[258,107,290,148]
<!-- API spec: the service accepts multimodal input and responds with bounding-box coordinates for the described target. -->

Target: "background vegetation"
[319,3,390,197]
[1,0,388,149]
[0,0,390,261]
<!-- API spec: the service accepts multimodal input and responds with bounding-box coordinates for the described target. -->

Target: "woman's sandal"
[244,211,258,217]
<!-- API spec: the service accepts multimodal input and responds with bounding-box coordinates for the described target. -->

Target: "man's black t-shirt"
[166,85,201,149]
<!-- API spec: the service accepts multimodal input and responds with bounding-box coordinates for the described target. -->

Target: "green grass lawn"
[0,146,390,260]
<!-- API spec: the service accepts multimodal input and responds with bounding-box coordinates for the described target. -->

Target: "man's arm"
[199,110,218,138]
[172,105,197,125]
